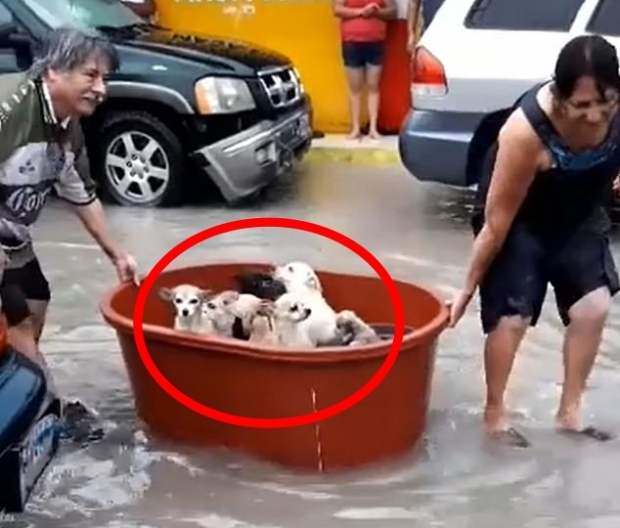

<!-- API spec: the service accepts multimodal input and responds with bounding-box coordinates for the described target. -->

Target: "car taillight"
[411,46,448,97]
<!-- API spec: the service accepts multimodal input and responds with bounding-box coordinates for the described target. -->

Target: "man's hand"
[112,252,140,286]
[613,174,620,195]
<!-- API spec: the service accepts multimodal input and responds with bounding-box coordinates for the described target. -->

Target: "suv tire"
[94,111,185,207]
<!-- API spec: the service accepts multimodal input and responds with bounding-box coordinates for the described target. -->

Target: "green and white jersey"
[0,72,97,267]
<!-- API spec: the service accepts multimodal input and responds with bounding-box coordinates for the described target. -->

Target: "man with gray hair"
[0,27,139,392]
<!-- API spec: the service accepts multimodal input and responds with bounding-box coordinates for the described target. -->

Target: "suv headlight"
[293,67,305,95]
[194,77,256,114]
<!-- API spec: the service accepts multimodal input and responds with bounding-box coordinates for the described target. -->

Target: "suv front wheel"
[94,111,185,207]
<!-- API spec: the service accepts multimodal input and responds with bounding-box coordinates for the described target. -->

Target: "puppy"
[207,289,266,338]
[272,261,323,295]
[273,261,341,346]
[335,310,381,346]
[247,302,279,346]
[202,290,238,337]
[271,292,314,348]
[158,284,213,334]
[235,272,286,301]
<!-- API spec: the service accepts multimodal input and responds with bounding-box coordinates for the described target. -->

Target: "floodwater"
[6,162,620,528]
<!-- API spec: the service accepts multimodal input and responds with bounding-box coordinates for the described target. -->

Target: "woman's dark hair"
[552,34,620,100]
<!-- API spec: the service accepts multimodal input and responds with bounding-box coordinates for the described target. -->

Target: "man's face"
[47,56,110,118]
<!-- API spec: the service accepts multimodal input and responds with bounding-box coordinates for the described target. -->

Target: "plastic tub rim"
[99,266,449,363]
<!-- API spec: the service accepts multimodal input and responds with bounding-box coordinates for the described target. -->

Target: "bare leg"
[7,318,39,364]
[26,299,48,342]
[556,287,610,436]
[23,299,56,392]
[344,67,364,139]
[365,64,383,139]
[483,315,530,444]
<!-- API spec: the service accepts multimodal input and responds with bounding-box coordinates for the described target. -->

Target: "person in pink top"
[334,0,396,140]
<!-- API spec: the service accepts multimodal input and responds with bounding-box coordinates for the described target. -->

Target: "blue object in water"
[0,349,61,514]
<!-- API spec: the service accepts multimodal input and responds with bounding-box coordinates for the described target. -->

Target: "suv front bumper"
[191,106,312,203]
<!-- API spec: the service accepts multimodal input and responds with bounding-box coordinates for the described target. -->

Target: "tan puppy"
[159,284,214,334]
[335,310,381,345]
[247,303,279,346]
[207,289,265,337]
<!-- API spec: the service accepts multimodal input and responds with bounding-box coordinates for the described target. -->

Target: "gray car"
[399,0,618,189]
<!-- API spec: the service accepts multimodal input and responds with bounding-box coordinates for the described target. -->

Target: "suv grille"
[258,67,301,109]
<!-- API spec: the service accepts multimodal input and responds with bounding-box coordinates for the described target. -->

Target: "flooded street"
[7,162,620,528]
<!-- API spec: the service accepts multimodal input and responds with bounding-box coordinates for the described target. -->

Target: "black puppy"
[234,272,287,301]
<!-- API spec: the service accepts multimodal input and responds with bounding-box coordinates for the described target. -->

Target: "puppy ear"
[221,290,239,305]
[198,288,212,301]
[159,287,173,301]
[306,274,322,292]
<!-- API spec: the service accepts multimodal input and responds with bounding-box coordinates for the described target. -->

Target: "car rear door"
[413,0,590,114]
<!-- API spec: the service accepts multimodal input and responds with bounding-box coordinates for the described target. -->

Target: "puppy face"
[202,290,237,317]
[274,293,312,323]
[159,284,210,319]
[273,261,322,293]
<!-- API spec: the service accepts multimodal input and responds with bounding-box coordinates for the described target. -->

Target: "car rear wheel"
[95,111,185,207]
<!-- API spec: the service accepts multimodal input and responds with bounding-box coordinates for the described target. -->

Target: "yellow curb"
[305,146,400,166]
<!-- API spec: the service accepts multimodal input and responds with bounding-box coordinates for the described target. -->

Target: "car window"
[0,1,26,74]
[21,0,144,31]
[465,0,586,31]
[586,0,620,37]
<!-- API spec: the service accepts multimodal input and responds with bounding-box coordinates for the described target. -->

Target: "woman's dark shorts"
[342,41,385,68]
[474,221,620,334]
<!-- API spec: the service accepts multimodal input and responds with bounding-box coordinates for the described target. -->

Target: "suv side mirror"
[0,22,34,69]
[0,21,16,41]
[0,22,32,46]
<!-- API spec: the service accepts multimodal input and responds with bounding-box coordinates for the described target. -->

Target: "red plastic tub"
[100,263,448,472]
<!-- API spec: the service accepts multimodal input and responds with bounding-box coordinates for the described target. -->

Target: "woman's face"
[558,76,619,127]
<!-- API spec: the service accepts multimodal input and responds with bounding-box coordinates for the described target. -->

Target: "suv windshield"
[21,0,145,31]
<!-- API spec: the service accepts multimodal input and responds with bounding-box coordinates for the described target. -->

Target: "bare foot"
[347,129,362,140]
[484,405,530,448]
[368,129,382,140]
[556,409,614,442]
[556,407,580,432]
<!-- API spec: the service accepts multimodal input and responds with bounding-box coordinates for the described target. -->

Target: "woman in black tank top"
[450,35,620,447]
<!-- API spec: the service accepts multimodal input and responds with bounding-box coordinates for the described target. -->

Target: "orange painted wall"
[154,0,414,134]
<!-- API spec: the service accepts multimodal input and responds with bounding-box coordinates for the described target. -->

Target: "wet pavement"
[7,162,620,528]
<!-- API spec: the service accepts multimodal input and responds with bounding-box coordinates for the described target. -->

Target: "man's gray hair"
[28,27,120,78]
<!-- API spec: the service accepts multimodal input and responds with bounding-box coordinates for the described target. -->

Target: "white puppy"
[159,284,214,334]
[271,292,315,348]
[273,260,323,295]
[273,261,340,346]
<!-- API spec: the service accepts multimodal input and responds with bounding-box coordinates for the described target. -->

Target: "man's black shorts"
[474,221,620,334]
[0,257,51,327]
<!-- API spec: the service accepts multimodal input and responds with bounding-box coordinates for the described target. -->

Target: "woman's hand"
[448,289,474,328]
[407,31,417,53]
[361,3,379,16]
